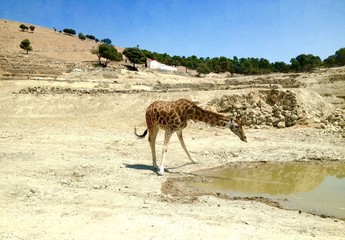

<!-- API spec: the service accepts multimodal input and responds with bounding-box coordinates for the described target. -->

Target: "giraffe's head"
[228,116,247,142]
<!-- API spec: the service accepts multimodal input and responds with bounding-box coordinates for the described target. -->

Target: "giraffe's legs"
[148,125,159,169]
[176,130,197,164]
[158,129,173,175]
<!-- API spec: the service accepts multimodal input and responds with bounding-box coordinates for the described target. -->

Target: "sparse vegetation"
[20,38,32,54]
[15,22,345,75]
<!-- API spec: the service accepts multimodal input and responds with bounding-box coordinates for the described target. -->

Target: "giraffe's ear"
[235,116,243,125]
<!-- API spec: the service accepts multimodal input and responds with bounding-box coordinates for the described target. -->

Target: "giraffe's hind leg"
[148,125,159,169]
[176,130,197,164]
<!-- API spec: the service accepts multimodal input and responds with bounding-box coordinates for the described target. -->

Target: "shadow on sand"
[125,162,194,175]
[125,164,158,173]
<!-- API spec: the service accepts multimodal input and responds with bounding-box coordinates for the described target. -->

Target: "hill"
[0,19,125,77]
[0,19,101,61]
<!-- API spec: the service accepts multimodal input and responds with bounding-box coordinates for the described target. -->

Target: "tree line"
[18,24,344,74]
[138,48,345,75]
[92,45,345,74]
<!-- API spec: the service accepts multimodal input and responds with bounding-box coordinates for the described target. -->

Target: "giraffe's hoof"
[157,168,165,176]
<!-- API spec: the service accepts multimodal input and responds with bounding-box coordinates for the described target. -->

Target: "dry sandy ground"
[1,71,345,240]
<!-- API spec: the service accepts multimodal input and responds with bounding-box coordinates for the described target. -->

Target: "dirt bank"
[1,69,345,239]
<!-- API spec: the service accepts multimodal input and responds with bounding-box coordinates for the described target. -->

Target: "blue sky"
[1,0,344,63]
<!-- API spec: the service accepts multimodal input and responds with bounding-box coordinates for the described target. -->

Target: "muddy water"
[191,162,345,219]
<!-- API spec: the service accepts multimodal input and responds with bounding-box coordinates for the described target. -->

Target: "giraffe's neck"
[187,104,230,127]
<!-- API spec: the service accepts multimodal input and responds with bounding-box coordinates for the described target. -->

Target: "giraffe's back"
[145,99,194,130]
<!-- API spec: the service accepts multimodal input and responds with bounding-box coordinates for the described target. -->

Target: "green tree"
[78,33,86,40]
[29,26,35,32]
[258,58,272,74]
[196,62,211,76]
[290,54,322,72]
[101,38,112,45]
[63,28,76,35]
[171,55,183,66]
[232,56,241,74]
[92,44,122,67]
[19,24,28,31]
[218,56,230,73]
[123,47,146,68]
[86,35,96,40]
[335,48,345,66]
[20,39,32,54]
[238,58,254,75]
[180,55,198,73]
[323,55,336,67]
[272,61,290,73]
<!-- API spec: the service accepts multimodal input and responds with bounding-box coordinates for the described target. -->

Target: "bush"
[101,38,112,45]
[196,63,211,75]
[63,28,76,35]
[19,24,28,31]
[20,39,32,54]
[78,33,86,40]
[86,35,96,40]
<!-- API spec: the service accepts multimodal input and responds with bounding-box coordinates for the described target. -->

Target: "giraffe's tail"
[134,127,148,139]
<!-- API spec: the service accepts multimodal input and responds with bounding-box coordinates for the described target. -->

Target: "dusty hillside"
[1,19,345,239]
[0,19,100,61]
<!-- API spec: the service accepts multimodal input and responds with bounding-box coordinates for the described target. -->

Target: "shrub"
[19,24,28,31]
[63,28,76,35]
[101,38,112,45]
[78,33,86,40]
[86,35,96,40]
[20,39,32,54]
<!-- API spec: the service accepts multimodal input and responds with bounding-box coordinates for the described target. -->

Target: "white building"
[147,59,177,72]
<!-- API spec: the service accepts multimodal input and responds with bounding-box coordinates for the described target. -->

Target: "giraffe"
[134,99,247,175]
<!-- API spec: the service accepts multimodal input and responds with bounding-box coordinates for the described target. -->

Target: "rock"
[290,114,299,121]
[277,121,286,128]
[313,118,321,123]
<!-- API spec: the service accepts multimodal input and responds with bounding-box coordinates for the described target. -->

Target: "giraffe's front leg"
[176,130,197,164]
[158,130,173,176]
